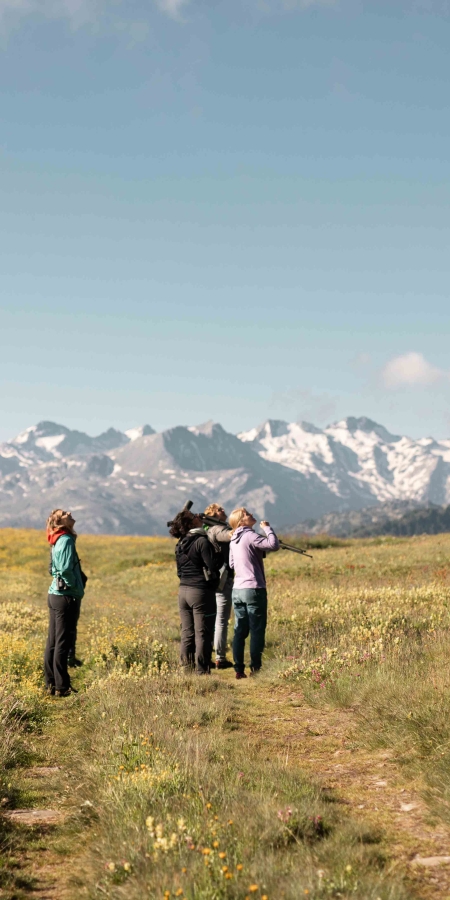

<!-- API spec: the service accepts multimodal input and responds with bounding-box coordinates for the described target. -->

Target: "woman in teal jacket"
[44,509,86,696]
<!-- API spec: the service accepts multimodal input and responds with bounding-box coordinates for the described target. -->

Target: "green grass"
[2,529,450,898]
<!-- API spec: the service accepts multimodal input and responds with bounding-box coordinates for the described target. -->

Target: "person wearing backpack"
[44,509,87,697]
[169,508,220,674]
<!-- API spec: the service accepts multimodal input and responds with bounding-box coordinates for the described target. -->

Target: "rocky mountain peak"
[125,425,155,441]
[296,421,323,434]
[11,421,70,447]
[187,421,220,437]
[328,416,400,442]
[238,419,290,443]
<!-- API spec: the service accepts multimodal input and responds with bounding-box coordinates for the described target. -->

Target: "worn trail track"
[237,677,450,900]
[1,706,87,900]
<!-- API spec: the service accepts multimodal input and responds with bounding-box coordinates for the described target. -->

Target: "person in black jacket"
[169,509,219,674]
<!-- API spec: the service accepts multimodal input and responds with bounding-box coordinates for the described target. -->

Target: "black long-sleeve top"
[175,529,219,588]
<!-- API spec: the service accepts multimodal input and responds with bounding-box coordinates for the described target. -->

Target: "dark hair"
[168,511,194,539]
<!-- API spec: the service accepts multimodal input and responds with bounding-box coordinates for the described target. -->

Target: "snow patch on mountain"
[125,425,155,441]
[238,416,450,506]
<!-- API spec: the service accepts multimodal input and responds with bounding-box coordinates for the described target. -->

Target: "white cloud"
[381,352,446,389]
[156,0,190,19]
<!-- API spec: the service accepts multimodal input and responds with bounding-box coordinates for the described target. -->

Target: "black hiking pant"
[44,594,78,691]
[68,596,82,660]
[178,585,216,674]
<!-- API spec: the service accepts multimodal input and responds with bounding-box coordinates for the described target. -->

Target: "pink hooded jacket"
[229,525,279,590]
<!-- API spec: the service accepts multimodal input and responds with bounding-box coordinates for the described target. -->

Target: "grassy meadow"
[1,528,450,899]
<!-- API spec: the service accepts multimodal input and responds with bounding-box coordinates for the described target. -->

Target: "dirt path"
[1,707,86,900]
[236,677,450,900]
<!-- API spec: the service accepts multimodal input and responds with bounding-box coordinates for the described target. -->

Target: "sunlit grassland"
[1,528,450,899]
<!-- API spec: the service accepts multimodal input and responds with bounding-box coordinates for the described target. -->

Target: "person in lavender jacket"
[228,508,279,680]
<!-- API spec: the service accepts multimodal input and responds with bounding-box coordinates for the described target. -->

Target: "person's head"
[46,508,77,535]
[168,510,203,538]
[204,503,227,523]
[229,507,256,533]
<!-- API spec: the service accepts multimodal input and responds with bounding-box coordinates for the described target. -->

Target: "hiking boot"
[215,659,234,669]
[55,686,78,697]
[235,672,247,680]
[46,685,55,696]
[67,657,83,668]
[250,667,261,676]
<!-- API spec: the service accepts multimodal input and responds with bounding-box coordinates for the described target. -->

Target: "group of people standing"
[43,501,279,696]
[169,503,279,679]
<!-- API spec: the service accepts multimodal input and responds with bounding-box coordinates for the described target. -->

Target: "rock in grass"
[411,856,450,868]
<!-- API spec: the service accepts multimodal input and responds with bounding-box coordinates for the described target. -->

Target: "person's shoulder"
[194,532,211,552]
[208,524,226,538]
[56,533,74,546]
[247,529,266,544]
[189,531,208,545]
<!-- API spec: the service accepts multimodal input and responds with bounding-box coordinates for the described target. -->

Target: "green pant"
[232,588,267,674]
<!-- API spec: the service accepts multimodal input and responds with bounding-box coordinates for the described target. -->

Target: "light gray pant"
[214,576,233,660]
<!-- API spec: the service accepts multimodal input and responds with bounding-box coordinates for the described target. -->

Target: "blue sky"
[1,0,449,442]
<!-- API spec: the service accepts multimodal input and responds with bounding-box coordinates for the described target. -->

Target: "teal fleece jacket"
[49,534,85,599]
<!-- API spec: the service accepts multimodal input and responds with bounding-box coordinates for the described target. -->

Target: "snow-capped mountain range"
[0,416,449,534]
[239,417,450,508]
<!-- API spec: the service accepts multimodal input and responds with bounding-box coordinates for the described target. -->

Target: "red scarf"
[47,528,72,546]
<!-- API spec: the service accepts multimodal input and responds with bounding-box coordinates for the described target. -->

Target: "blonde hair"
[228,507,248,534]
[46,509,76,536]
[204,503,225,518]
